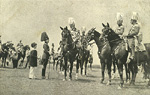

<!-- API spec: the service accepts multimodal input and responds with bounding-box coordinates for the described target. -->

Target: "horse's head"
[60,26,71,39]
[60,26,73,45]
[101,23,121,41]
[86,28,101,42]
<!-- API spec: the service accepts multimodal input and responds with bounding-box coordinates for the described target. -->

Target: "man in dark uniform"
[41,37,50,79]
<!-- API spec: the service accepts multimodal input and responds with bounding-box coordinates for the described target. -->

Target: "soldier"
[81,26,88,49]
[17,40,24,53]
[68,17,81,50]
[127,12,140,63]
[41,37,50,79]
[51,43,55,56]
[114,13,124,38]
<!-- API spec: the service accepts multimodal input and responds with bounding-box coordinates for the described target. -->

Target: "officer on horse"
[17,40,24,53]
[126,12,145,63]
[114,13,124,38]
[68,17,81,50]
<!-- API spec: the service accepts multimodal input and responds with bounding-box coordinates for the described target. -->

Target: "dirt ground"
[0,62,150,95]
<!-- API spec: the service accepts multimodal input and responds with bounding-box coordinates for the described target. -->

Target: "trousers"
[42,59,48,77]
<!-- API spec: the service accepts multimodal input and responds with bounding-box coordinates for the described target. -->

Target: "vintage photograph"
[0,0,150,95]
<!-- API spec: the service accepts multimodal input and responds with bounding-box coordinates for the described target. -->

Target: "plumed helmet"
[116,12,123,21]
[131,12,138,21]
[68,17,75,25]
[81,26,86,32]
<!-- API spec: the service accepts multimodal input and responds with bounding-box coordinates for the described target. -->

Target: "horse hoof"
[75,75,78,80]
[68,78,72,81]
[117,86,122,89]
[63,78,66,81]
[106,81,111,86]
[101,79,104,84]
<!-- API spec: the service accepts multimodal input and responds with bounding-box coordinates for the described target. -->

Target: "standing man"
[41,32,50,79]
[127,12,140,63]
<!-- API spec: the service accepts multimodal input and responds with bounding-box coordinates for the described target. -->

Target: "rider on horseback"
[17,40,24,53]
[81,26,88,49]
[68,17,81,50]
[126,12,141,63]
[114,13,124,38]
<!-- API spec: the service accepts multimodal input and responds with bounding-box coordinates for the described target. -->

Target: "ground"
[0,62,150,95]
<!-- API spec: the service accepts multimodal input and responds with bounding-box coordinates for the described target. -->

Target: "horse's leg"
[56,60,59,71]
[133,62,138,85]
[76,59,80,79]
[124,64,129,83]
[118,60,124,88]
[53,59,55,70]
[84,59,88,76]
[69,60,73,81]
[106,59,112,85]
[63,57,67,81]
[101,60,105,83]
[4,57,6,67]
[80,59,84,75]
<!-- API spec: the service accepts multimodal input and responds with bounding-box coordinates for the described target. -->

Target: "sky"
[0,0,150,64]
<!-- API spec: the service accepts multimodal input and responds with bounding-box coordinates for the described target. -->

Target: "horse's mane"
[94,29,101,38]
[108,28,121,42]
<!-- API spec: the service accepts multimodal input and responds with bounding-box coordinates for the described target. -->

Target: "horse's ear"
[107,23,110,27]
[60,27,63,30]
[66,26,68,29]
[102,23,106,27]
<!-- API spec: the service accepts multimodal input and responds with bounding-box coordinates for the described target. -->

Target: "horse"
[86,27,112,85]
[60,26,79,81]
[101,23,150,87]
[0,43,13,67]
[18,45,30,67]
[138,43,150,86]
[51,52,63,71]
[76,35,90,77]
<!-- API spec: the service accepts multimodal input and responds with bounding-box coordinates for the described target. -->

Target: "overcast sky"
[1,0,150,64]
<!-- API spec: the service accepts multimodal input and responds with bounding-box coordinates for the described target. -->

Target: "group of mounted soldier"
[0,12,150,88]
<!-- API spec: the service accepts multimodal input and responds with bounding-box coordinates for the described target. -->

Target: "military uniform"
[69,27,81,49]
[17,41,24,53]
[42,43,50,78]
[115,13,124,38]
[68,17,81,49]
[127,21,140,59]
[115,25,124,36]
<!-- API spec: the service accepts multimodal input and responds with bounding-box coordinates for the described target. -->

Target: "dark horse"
[101,23,150,88]
[0,43,10,67]
[60,26,78,81]
[18,45,30,67]
[76,35,90,78]
[51,52,63,71]
[86,27,112,85]
[0,42,14,67]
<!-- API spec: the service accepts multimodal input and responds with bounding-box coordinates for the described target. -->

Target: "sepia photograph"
[0,0,150,95]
